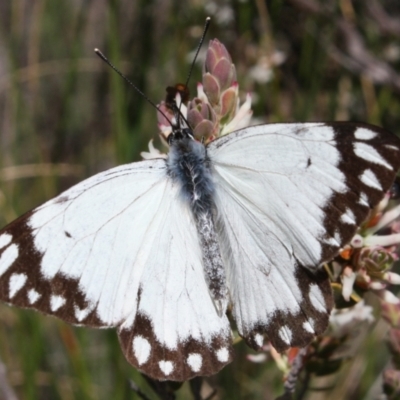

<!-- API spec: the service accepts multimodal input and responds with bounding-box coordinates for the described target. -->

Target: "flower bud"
[203,73,220,105]
[384,272,400,285]
[341,266,356,301]
[220,87,238,122]
[193,120,215,141]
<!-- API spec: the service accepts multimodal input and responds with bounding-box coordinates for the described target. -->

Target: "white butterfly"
[0,120,399,381]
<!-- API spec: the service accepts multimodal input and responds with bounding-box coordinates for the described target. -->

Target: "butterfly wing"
[0,159,232,380]
[207,122,400,351]
[117,178,232,381]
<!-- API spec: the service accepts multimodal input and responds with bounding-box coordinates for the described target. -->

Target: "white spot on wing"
[0,244,18,276]
[354,128,377,140]
[133,336,151,365]
[334,231,341,245]
[354,143,392,170]
[0,233,12,250]
[159,360,174,375]
[9,273,27,298]
[358,192,369,207]
[74,306,91,322]
[385,144,399,151]
[309,284,326,312]
[303,320,315,333]
[50,295,66,311]
[216,347,229,362]
[340,208,356,225]
[254,333,264,347]
[28,289,41,304]
[278,326,293,344]
[324,236,340,247]
[187,353,202,372]
[360,169,382,190]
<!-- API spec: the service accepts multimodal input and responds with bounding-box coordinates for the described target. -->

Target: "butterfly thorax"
[167,136,213,211]
[167,136,228,315]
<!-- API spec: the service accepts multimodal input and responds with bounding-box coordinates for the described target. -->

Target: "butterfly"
[0,106,400,381]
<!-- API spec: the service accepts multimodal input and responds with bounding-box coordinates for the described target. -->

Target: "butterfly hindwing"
[208,122,400,351]
[0,159,232,380]
[117,188,232,380]
[210,171,334,351]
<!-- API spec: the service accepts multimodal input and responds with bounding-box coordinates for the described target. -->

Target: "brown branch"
[331,19,400,92]
[275,347,308,400]
[366,0,400,37]
[287,1,400,92]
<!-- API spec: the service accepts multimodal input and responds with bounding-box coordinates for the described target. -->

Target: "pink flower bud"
[383,272,400,285]
[220,87,237,121]
[204,39,237,94]
[187,108,204,129]
[203,73,220,105]
[205,39,232,72]
[187,99,217,141]
[193,120,215,141]
[213,58,236,91]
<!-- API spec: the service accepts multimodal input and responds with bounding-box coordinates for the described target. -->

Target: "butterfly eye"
[165,83,191,108]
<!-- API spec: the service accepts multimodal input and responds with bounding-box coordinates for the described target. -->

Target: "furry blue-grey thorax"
[167,136,214,214]
[166,134,228,315]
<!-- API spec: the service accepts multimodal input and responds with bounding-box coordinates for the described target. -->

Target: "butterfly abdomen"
[167,138,228,314]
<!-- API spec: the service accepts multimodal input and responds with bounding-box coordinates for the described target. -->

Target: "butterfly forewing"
[208,122,400,351]
[0,160,167,326]
[0,158,232,381]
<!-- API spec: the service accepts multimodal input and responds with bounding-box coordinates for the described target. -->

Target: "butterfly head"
[160,89,196,145]
[167,126,195,145]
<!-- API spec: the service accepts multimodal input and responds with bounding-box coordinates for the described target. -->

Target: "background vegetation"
[0,0,400,399]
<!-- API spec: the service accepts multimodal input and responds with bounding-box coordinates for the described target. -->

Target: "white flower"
[140,140,167,160]
[221,93,253,136]
[246,353,267,363]
[375,290,400,304]
[341,266,357,301]
[196,83,209,103]
[330,300,374,337]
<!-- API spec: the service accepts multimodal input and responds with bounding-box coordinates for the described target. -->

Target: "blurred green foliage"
[0,0,400,399]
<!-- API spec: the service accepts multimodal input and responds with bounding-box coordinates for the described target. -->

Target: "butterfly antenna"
[183,17,211,90]
[94,48,173,126]
[177,17,211,122]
